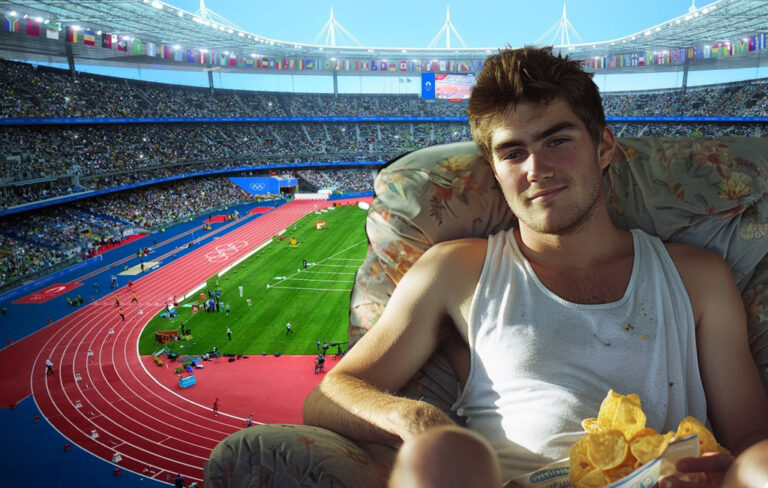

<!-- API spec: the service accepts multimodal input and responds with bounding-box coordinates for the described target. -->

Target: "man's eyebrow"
[492,121,579,155]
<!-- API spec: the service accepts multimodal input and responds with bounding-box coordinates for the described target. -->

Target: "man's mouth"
[529,186,565,202]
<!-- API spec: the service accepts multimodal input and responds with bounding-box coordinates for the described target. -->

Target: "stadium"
[0,0,767,486]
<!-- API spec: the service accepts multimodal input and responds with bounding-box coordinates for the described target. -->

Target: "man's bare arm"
[303,239,485,447]
[669,243,768,453]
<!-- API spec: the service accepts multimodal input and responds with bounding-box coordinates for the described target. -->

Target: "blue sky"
[72,0,768,93]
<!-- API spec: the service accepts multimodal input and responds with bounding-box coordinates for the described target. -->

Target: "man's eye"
[549,138,568,146]
[503,150,523,161]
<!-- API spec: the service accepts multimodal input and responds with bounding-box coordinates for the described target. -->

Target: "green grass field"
[138,205,369,357]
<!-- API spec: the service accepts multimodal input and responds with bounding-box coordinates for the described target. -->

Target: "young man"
[303,47,768,487]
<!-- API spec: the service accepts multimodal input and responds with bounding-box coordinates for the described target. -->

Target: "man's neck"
[514,214,631,271]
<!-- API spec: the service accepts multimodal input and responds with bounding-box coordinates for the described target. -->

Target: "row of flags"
[4,12,768,73]
[582,34,768,70]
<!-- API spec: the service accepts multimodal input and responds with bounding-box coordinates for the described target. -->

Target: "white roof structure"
[0,0,766,74]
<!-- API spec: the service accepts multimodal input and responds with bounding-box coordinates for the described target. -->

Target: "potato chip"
[596,390,646,438]
[675,416,719,453]
[569,437,594,483]
[581,417,600,433]
[603,460,636,484]
[586,430,629,470]
[613,396,646,439]
[629,430,673,464]
[575,467,608,488]
[596,390,623,432]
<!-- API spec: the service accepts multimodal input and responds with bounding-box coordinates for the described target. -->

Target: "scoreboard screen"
[421,73,476,99]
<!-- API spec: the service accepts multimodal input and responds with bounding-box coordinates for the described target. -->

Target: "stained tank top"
[452,228,707,481]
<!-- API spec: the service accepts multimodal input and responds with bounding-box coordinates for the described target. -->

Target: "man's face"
[488,98,613,236]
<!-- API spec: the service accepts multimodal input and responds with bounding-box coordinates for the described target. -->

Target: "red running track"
[28,199,359,487]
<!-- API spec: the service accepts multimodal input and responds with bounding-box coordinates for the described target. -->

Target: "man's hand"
[660,452,734,488]
[661,439,768,488]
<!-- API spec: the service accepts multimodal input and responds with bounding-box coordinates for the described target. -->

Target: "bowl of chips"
[569,390,727,488]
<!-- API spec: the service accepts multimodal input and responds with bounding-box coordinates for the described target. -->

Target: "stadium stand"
[1,59,766,289]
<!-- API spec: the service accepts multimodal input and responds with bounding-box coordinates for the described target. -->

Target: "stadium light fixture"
[238,32,244,37]
[44,19,49,24]
[178,11,184,17]
[173,45,181,50]
[9,11,16,16]
[97,30,102,35]
[151,1,163,9]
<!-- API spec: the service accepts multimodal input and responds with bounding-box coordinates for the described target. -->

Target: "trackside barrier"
[184,282,208,302]
[328,191,374,200]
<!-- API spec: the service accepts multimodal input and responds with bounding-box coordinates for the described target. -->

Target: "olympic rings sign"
[204,240,249,263]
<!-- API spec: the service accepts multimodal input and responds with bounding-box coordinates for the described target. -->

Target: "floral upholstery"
[207,138,768,487]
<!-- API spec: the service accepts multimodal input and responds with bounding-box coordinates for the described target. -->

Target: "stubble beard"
[508,176,604,237]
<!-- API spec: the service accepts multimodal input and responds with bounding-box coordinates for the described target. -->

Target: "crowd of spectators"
[297,168,376,194]
[1,58,767,289]
[0,176,262,289]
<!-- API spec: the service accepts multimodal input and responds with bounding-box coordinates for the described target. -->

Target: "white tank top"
[452,228,707,481]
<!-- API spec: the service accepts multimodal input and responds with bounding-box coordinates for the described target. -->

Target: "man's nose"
[525,152,554,182]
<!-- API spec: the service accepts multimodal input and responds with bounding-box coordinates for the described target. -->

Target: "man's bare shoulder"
[419,238,488,277]
[664,241,738,321]
[664,241,731,280]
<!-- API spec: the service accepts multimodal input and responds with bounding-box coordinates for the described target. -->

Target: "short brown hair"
[467,46,606,161]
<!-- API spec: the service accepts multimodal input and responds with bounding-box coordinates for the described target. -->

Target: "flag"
[117,36,128,51]
[186,50,194,63]
[439,61,447,72]
[228,55,237,67]
[734,39,748,55]
[400,60,407,71]
[83,29,96,46]
[4,13,19,32]
[160,45,171,59]
[132,38,143,55]
[305,59,315,70]
[174,48,183,62]
[66,26,78,43]
[102,33,113,48]
[147,42,156,57]
[25,18,40,36]
[45,22,61,40]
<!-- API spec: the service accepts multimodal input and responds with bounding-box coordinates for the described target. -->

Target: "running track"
[28,199,351,487]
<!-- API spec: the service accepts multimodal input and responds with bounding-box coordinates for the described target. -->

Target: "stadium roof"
[1,0,767,74]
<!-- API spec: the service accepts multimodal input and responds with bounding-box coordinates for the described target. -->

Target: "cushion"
[350,138,768,391]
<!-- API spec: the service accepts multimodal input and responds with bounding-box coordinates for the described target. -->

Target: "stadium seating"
[205,137,768,487]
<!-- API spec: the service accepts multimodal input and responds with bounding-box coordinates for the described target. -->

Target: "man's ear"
[598,127,616,171]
